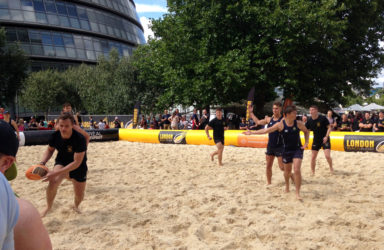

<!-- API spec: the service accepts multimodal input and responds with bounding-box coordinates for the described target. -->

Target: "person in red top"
[0,107,4,120]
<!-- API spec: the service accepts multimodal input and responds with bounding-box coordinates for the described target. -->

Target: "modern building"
[0,0,145,70]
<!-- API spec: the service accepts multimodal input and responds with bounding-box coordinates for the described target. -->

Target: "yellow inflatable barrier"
[118,129,384,153]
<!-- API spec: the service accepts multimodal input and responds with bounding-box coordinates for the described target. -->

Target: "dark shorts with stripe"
[55,161,88,182]
[265,145,283,157]
[311,139,331,151]
[282,149,303,164]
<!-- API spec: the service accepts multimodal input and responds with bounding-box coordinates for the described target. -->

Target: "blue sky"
[134,0,168,40]
[133,1,383,87]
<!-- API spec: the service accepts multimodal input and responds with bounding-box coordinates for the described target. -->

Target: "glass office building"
[0,0,145,70]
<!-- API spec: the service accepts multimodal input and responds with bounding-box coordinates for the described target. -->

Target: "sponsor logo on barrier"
[159,131,187,144]
[344,135,384,153]
[88,131,103,140]
[237,134,268,148]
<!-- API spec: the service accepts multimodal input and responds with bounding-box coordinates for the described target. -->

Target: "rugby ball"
[25,164,49,180]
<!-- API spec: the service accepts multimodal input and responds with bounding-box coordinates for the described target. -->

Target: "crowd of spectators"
[302,110,384,132]
[1,106,383,132]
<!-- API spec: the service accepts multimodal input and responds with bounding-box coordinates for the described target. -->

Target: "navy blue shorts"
[266,146,283,157]
[312,139,331,151]
[214,138,224,145]
[55,161,88,182]
[283,149,303,164]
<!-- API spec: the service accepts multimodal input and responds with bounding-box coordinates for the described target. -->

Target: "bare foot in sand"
[210,153,215,162]
[296,194,303,201]
[72,206,82,214]
[40,207,51,218]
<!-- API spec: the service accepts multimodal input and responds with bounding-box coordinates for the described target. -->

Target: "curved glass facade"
[0,0,145,69]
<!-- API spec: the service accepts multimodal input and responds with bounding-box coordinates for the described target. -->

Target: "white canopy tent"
[361,103,384,111]
[345,104,364,111]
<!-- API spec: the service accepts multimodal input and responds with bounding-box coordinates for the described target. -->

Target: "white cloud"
[136,4,168,13]
[140,16,154,42]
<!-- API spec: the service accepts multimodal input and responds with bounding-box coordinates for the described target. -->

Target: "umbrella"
[362,103,384,111]
[346,104,364,111]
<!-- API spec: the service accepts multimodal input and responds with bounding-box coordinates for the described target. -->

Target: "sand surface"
[10,141,384,249]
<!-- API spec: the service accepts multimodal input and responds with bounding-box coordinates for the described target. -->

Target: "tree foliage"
[140,0,384,112]
[21,49,157,114]
[20,69,70,113]
[0,28,29,107]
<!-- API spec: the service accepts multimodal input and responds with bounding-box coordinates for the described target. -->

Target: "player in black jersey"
[244,102,287,185]
[249,106,309,200]
[205,108,228,166]
[374,111,384,132]
[39,113,87,217]
[306,105,333,175]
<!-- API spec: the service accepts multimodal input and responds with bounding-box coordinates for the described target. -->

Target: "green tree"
[71,49,144,114]
[20,70,70,114]
[145,0,384,112]
[0,28,29,109]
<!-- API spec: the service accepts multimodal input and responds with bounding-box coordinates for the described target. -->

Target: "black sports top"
[267,116,283,148]
[282,120,302,151]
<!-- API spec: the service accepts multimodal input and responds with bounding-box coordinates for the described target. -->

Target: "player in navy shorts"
[247,105,309,200]
[245,102,288,185]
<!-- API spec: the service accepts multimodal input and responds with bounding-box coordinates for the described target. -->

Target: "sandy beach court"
[10,141,384,249]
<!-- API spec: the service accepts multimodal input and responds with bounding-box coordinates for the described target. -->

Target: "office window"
[107,26,114,36]
[63,34,75,47]
[44,0,56,13]
[99,24,106,34]
[5,29,17,41]
[55,46,66,57]
[8,0,21,9]
[93,39,101,51]
[90,22,99,32]
[31,44,44,55]
[66,47,76,58]
[87,9,96,22]
[43,45,55,56]
[33,0,45,12]
[56,2,67,15]
[80,19,90,30]
[95,51,102,59]
[83,38,93,50]
[21,0,33,11]
[0,8,9,19]
[41,32,52,45]
[73,35,84,49]
[21,44,31,54]
[100,40,109,52]
[77,7,87,19]
[23,10,36,21]
[76,48,86,59]
[47,14,59,25]
[52,33,64,46]
[67,4,77,17]
[0,0,8,8]
[69,17,80,29]
[17,29,29,42]
[86,50,95,60]
[29,31,42,44]
[35,12,47,23]
[10,10,23,21]
[58,15,70,27]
